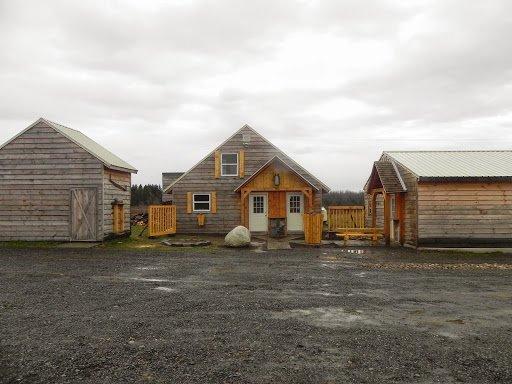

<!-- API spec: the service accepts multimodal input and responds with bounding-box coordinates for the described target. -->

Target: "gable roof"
[0,118,137,173]
[163,124,330,192]
[383,150,512,179]
[365,161,406,193]
[234,156,319,192]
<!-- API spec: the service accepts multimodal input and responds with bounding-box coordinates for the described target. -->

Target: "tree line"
[131,184,364,208]
[322,190,365,207]
[131,184,162,206]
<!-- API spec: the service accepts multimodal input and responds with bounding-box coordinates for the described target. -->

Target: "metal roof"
[384,151,512,178]
[0,118,137,173]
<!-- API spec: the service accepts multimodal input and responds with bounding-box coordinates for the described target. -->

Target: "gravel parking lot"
[1,246,512,383]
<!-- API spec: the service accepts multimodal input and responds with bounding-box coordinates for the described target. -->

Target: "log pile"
[131,213,148,226]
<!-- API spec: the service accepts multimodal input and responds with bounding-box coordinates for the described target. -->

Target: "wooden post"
[240,189,250,227]
[383,193,391,246]
[371,192,377,228]
[397,193,406,245]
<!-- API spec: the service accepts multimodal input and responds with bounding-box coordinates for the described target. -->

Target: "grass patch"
[100,225,225,250]
[0,240,60,249]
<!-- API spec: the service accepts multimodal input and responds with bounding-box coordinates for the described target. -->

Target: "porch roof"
[234,156,319,192]
[366,161,407,194]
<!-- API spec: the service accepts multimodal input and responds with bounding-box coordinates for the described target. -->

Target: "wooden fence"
[328,206,365,232]
[303,213,323,245]
[148,205,177,237]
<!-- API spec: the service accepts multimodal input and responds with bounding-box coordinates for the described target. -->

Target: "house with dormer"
[162,125,330,236]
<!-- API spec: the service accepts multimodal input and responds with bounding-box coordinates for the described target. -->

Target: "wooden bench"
[335,228,383,246]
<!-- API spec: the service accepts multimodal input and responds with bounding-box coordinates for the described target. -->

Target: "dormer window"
[221,153,239,176]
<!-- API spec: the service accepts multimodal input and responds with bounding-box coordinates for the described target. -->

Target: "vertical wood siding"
[417,182,512,246]
[0,122,104,241]
[171,126,325,234]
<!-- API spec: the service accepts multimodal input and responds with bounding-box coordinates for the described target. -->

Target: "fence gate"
[303,213,323,245]
[328,206,365,232]
[148,205,177,237]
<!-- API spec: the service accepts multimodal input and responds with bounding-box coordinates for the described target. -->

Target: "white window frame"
[221,152,239,177]
[193,193,211,212]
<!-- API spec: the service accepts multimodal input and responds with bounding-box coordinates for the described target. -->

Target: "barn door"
[70,188,98,241]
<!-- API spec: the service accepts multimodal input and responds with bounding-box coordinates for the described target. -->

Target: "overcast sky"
[1,0,511,190]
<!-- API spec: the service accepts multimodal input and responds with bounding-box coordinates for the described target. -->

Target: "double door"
[248,192,304,232]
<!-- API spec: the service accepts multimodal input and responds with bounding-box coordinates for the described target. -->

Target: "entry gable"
[234,156,319,192]
[365,161,407,193]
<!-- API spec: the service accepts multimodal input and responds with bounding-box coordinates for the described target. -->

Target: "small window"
[193,193,211,212]
[221,153,238,176]
[253,196,264,213]
[289,195,301,213]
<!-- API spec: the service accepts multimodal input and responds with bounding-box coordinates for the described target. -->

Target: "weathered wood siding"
[0,121,104,241]
[417,182,512,246]
[171,126,325,234]
[102,168,131,236]
[365,193,384,227]
[364,161,418,246]
[396,163,418,247]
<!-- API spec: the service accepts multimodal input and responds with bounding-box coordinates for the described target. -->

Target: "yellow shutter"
[214,151,221,178]
[239,150,245,178]
[187,192,192,213]
[211,191,217,213]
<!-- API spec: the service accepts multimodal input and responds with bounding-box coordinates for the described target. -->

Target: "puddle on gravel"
[273,302,512,339]
[130,277,170,283]
[273,307,378,328]
[135,266,163,271]
[154,286,178,292]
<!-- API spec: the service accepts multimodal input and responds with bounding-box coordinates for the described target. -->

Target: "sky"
[0,0,511,190]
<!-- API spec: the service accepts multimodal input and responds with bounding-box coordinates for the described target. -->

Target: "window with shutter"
[221,153,238,176]
[193,193,211,212]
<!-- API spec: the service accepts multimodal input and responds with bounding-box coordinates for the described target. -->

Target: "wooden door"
[249,193,268,232]
[113,203,124,234]
[70,188,98,241]
[287,192,304,231]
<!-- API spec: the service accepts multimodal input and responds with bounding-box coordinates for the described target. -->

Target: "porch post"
[371,191,377,228]
[397,193,406,245]
[383,192,391,246]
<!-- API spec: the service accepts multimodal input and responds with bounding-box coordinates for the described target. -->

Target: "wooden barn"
[162,124,330,236]
[365,151,512,248]
[0,118,137,241]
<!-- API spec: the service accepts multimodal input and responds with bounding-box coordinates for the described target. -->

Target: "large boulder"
[225,226,251,247]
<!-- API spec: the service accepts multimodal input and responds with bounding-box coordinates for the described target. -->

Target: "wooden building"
[162,125,330,235]
[0,118,137,241]
[365,151,512,248]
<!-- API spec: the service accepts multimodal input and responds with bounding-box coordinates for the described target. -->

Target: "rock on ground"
[225,226,251,247]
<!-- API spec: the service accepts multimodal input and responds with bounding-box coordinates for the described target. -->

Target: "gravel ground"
[1,246,512,383]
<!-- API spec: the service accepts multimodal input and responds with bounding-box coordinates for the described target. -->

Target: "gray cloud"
[0,0,511,190]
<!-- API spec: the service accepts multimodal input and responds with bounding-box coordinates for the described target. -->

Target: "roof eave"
[419,176,512,182]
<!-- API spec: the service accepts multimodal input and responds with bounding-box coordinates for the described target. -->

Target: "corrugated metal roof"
[45,119,137,173]
[384,151,512,178]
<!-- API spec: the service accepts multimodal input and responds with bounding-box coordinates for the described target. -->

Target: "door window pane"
[289,195,301,213]
[253,196,264,213]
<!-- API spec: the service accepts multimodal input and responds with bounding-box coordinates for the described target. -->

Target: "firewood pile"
[131,213,148,226]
